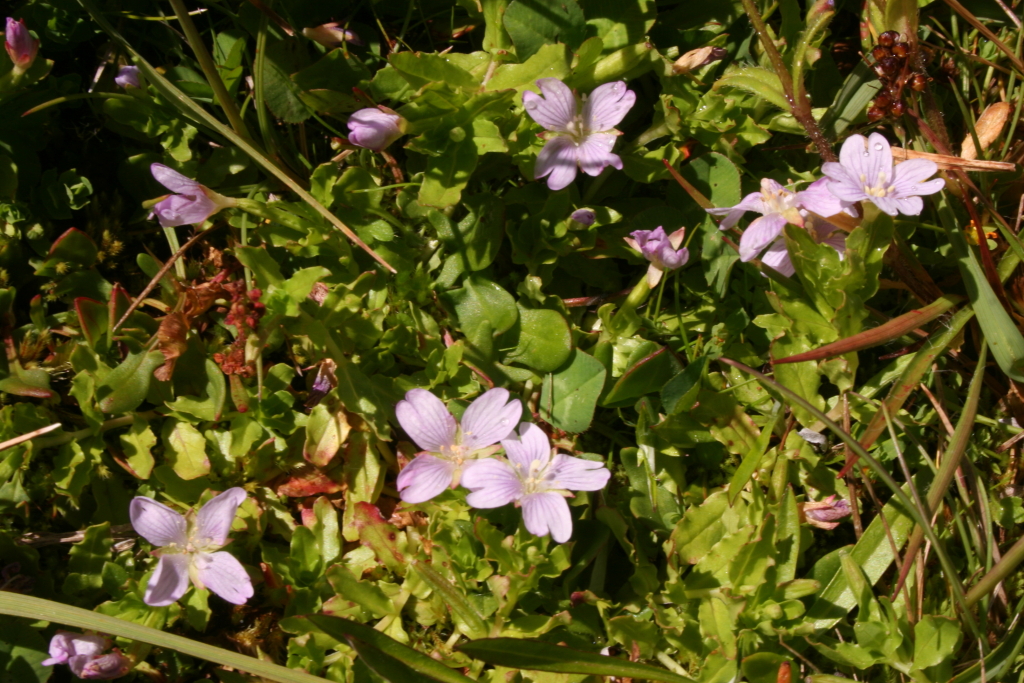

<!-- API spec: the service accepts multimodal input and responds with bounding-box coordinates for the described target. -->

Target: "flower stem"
[609,276,651,335]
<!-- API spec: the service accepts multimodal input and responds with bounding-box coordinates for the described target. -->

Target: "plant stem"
[737,0,836,162]
[166,0,252,141]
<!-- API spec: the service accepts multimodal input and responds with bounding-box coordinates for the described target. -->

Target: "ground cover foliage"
[1,0,1024,680]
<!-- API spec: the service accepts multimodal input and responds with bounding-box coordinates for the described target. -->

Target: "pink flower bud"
[347,107,405,152]
[5,17,38,73]
[114,65,140,89]
[302,23,363,48]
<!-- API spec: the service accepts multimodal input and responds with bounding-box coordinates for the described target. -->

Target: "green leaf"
[304,615,475,683]
[413,562,488,639]
[728,404,781,505]
[119,415,157,479]
[0,614,49,683]
[582,0,657,53]
[437,194,505,272]
[499,304,572,373]
[62,523,112,600]
[485,43,572,92]
[539,349,607,433]
[304,403,350,468]
[263,41,312,123]
[325,565,396,618]
[444,275,518,357]
[457,638,693,683]
[184,588,212,632]
[714,67,790,111]
[345,636,451,683]
[162,419,211,480]
[503,0,586,61]
[390,53,480,91]
[96,351,164,414]
[913,616,962,670]
[602,346,683,407]
[418,134,478,209]
[660,356,706,415]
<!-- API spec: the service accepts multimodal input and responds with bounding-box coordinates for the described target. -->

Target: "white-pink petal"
[194,487,247,547]
[577,133,622,177]
[761,239,796,277]
[460,388,521,451]
[144,554,191,606]
[395,389,458,453]
[193,551,254,605]
[535,136,579,191]
[129,497,187,547]
[582,81,635,131]
[462,459,524,508]
[521,491,573,543]
[548,454,611,491]
[523,78,576,132]
[707,191,768,229]
[396,454,456,504]
[501,422,551,470]
[151,163,203,195]
[738,213,787,261]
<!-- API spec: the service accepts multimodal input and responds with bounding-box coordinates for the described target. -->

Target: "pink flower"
[42,632,131,680]
[523,78,635,191]
[624,226,689,286]
[822,132,944,216]
[303,23,364,48]
[114,65,140,89]
[570,208,596,227]
[396,388,522,504]
[461,423,611,543]
[130,488,253,606]
[347,108,404,152]
[802,495,852,530]
[5,18,38,73]
[149,164,235,227]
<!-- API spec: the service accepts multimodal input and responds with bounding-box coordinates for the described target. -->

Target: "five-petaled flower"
[149,163,236,228]
[624,226,689,286]
[461,423,611,543]
[42,632,131,680]
[347,107,405,152]
[524,78,635,191]
[5,18,38,74]
[396,388,522,504]
[706,178,855,277]
[130,487,254,607]
[822,132,944,216]
[114,65,140,89]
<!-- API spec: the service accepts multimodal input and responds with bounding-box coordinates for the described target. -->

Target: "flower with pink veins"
[624,226,689,286]
[523,78,635,191]
[396,388,522,504]
[822,132,944,216]
[461,423,610,543]
[42,632,131,680]
[130,488,253,607]
[149,164,235,227]
[5,18,38,74]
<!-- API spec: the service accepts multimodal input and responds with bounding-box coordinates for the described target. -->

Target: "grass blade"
[457,638,695,683]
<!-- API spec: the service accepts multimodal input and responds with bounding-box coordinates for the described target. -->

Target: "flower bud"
[114,65,140,89]
[570,208,596,227]
[5,18,38,74]
[302,23,363,49]
[347,107,405,152]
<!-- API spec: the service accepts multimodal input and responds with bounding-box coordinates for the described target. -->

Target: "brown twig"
[18,524,136,547]
[942,0,1024,74]
[737,0,836,162]
[0,423,62,454]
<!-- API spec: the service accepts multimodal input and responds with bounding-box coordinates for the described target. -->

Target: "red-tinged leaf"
[275,465,344,497]
[353,502,408,574]
[773,295,961,365]
[74,297,107,348]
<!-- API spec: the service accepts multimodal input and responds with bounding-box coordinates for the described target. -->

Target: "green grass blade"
[457,638,695,683]
[304,615,475,683]
[344,636,454,683]
[0,592,329,683]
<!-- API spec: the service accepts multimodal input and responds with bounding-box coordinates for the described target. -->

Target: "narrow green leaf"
[457,638,694,683]
[413,562,488,639]
[0,592,330,683]
[728,403,781,505]
[305,615,475,683]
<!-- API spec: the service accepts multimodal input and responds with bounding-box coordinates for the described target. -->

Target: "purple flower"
[347,108,405,152]
[802,495,852,530]
[396,388,522,504]
[130,488,253,606]
[523,78,636,191]
[461,423,610,543]
[822,133,945,216]
[570,208,596,227]
[707,178,851,262]
[303,23,364,48]
[150,164,235,227]
[114,65,140,89]
[5,18,38,73]
[43,632,130,680]
[623,226,689,286]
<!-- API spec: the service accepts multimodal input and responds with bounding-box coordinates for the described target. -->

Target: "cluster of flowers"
[708,132,944,276]
[395,388,611,543]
